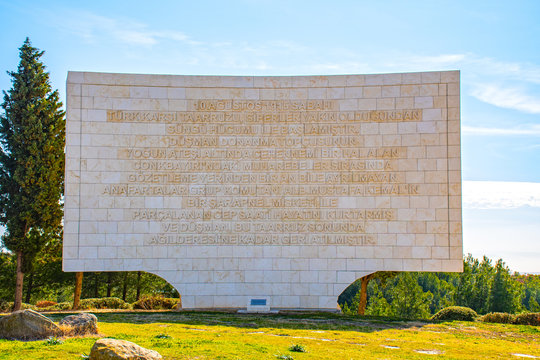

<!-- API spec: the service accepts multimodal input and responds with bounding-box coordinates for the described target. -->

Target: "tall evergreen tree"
[417,272,454,314]
[488,259,522,313]
[454,254,477,309]
[0,38,64,311]
[365,282,391,316]
[389,273,432,319]
[475,256,495,313]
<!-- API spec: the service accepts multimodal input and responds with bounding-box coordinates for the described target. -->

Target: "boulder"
[0,309,61,340]
[89,338,162,360]
[60,313,98,335]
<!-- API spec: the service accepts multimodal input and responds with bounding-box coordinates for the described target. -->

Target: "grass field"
[0,311,539,359]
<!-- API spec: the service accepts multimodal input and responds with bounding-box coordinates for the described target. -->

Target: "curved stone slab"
[63,71,463,310]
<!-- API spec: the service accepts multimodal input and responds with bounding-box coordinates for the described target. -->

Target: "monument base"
[237,309,280,314]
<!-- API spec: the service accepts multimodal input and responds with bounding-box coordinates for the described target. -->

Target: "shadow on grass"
[43,310,432,333]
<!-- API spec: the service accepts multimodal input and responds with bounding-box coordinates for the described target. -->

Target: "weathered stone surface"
[64,71,463,310]
[0,309,61,340]
[59,313,98,335]
[89,338,162,360]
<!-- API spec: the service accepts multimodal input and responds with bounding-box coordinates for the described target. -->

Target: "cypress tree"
[0,38,64,311]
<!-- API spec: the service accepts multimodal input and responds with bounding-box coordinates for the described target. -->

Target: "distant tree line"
[0,247,178,305]
[339,254,540,318]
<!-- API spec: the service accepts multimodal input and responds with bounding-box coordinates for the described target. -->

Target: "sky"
[0,0,538,273]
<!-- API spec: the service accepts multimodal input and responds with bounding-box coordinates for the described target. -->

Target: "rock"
[0,309,61,340]
[59,313,98,335]
[89,338,162,360]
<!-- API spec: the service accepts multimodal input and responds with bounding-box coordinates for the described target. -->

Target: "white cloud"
[468,57,540,85]
[402,55,540,115]
[417,54,468,64]
[33,7,540,116]
[462,124,540,136]
[398,53,467,69]
[463,181,540,209]
[404,54,540,85]
[356,53,540,116]
[50,10,197,47]
[303,62,373,74]
[470,83,540,114]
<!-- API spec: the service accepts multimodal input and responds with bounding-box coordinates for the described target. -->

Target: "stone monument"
[64,71,462,309]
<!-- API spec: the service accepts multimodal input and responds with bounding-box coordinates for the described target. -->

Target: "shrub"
[132,295,181,310]
[513,312,540,326]
[431,306,478,321]
[22,303,38,310]
[480,312,516,324]
[289,344,306,352]
[36,300,57,308]
[79,297,129,310]
[0,300,8,312]
[0,302,37,312]
[47,302,72,311]
[20,303,38,311]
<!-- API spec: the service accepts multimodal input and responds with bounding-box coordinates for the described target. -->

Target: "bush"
[78,297,130,310]
[289,344,306,352]
[0,302,37,312]
[513,313,540,326]
[21,303,38,311]
[0,300,8,312]
[46,302,73,311]
[132,295,181,310]
[36,300,57,308]
[480,312,516,324]
[431,306,478,321]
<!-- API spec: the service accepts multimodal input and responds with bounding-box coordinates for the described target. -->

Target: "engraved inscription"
[98,104,426,246]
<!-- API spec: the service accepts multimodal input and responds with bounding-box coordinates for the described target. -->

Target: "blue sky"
[1,0,539,273]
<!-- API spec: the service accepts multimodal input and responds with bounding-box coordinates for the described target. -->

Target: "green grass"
[1,311,539,359]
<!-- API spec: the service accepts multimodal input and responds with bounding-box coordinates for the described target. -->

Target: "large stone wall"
[64,71,462,309]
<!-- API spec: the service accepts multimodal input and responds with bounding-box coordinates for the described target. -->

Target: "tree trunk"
[358,274,374,315]
[94,273,99,298]
[25,272,34,304]
[72,272,83,310]
[13,250,24,312]
[136,271,142,301]
[106,272,112,297]
[122,272,128,301]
